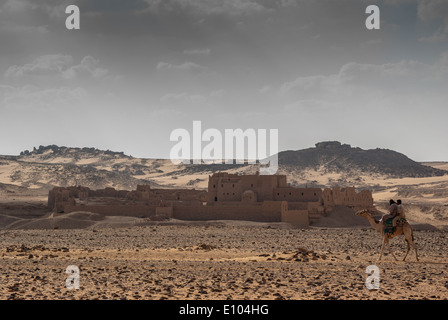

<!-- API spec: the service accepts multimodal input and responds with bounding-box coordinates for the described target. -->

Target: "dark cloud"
[0,0,448,160]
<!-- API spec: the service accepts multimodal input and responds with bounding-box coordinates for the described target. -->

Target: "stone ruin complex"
[48,172,374,227]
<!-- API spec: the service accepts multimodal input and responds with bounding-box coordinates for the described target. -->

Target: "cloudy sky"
[0,0,447,161]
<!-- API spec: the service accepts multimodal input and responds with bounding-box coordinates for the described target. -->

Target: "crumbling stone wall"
[47,172,373,225]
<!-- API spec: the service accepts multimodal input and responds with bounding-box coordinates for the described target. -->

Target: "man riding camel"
[380,199,399,226]
[396,199,405,218]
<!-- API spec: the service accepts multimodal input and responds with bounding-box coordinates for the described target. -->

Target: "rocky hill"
[1,145,162,191]
[0,142,446,193]
[278,141,446,178]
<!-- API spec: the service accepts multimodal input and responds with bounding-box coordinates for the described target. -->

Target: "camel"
[355,209,419,262]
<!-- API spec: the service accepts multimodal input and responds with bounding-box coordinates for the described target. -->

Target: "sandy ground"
[1,185,447,301]
[1,219,447,301]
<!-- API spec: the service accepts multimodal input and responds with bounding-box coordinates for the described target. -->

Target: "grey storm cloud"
[4,54,108,80]
[1,0,448,161]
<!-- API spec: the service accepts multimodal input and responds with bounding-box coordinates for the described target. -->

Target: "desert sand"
[1,204,447,301]
[1,157,447,301]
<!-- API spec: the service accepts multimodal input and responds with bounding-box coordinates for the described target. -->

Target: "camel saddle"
[384,217,407,236]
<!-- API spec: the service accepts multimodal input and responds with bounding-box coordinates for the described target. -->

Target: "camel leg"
[377,237,386,262]
[404,239,419,262]
[410,240,419,262]
[386,238,398,261]
[403,240,410,261]
[405,228,419,262]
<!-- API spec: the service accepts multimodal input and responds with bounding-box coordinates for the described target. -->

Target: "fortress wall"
[287,202,308,210]
[331,187,358,206]
[257,176,277,201]
[62,201,288,222]
[322,187,373,208]
[322,189,334,206]
[207,173,286,203]
[307,201,325,214]
[261,200,287,212]
[277,175,288,188]
[214,181,243,201]
[221,205,282,221]
[173,201,284,222]
[151,189,207,201]
[155,206,173,218]
[273,187,322,202]
[165,200,205,206]
[207,176,219,203]
[173,205,215,221]
[48,173,375,223]
[358,190,374,207]
[114,190,130,198]
[48,190,56,209]
[89,187,119,198]
[62,205,157,217]
[136,185,151,192]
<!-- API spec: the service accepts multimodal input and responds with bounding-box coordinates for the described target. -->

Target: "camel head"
[355,209,371,217]
[355,209,381,225]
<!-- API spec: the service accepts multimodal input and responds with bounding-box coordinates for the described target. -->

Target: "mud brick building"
[48,172,373,227]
